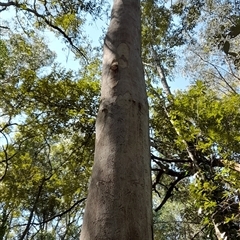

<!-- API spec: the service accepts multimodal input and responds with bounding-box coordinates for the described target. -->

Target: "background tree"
[0,34,100,239]
[141,1,240,239]
[0,0,107,57]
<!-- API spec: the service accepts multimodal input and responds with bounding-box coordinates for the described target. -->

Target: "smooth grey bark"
[80,0,152,239]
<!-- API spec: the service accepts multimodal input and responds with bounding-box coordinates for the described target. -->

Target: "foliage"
[0,0,108,58]
[142,1,240,237]
[0,34,100,239]
[150,81,240,239]
[179,0,240,93]
[1,0,240,239]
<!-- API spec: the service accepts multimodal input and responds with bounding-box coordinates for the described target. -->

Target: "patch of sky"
[42,1,190,91]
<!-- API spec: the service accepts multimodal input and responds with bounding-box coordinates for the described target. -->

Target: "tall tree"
[80,0,153,239]
[0,34,100,239]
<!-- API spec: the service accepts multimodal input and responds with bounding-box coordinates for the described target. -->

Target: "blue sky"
[47,23,190,92]
[0,5,190,91]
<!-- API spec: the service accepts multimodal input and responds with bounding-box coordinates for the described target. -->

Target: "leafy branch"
[0,1,87,59]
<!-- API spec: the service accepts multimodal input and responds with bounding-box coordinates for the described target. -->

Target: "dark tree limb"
[18,179,45,240]
[13,197,87,228]
[190,225,208,239]
[151,153,192,163]
[42,197,87,224]
[152,169,163,198]
[154,174,188,212]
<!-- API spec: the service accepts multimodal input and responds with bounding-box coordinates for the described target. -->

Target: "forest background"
[0,0,240,239]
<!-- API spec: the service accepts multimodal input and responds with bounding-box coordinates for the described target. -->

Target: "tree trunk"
[79,0,152,239]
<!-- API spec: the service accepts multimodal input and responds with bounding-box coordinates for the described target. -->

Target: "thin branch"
[0,6,6,12]
[212,219,225,240]
[151,153,192,163]
[190,225,208,239]
[191,50,237,94]
[0,25,9,29]
[206,71,236,94]
[155,174,187,212]
[143,62,154,68]
[12,197,87,227]
[18,179,45,240]
[224,55,240,81]
[152,167,188,178]
[43,197,87,223]
[220,159,240,172]
[0,1,87,59]
[143,54,172,96]
[0,151,10,182]
[152,169,163,198]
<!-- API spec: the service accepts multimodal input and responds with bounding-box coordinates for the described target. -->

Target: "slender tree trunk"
[80,0,152,239]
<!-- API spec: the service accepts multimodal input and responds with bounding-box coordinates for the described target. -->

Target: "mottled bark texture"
[79,0,152,239]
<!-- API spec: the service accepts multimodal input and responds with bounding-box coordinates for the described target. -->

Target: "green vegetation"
[0,0,240,239]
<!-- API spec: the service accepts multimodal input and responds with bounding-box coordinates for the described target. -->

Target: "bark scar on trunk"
[117,43,129,68]
[110,60,119,71]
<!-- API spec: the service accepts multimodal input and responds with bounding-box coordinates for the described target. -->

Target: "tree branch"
[191,50,237,94]
[190,225,208,239]
[152,169,163,198]
[19,179,45,240]
[41,197,86,224]
[155,174,188,212]
[0,1,87,59]
[151,153,192,163]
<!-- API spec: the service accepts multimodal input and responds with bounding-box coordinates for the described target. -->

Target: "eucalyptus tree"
[80,0,152,239]
[1,0,240,239]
